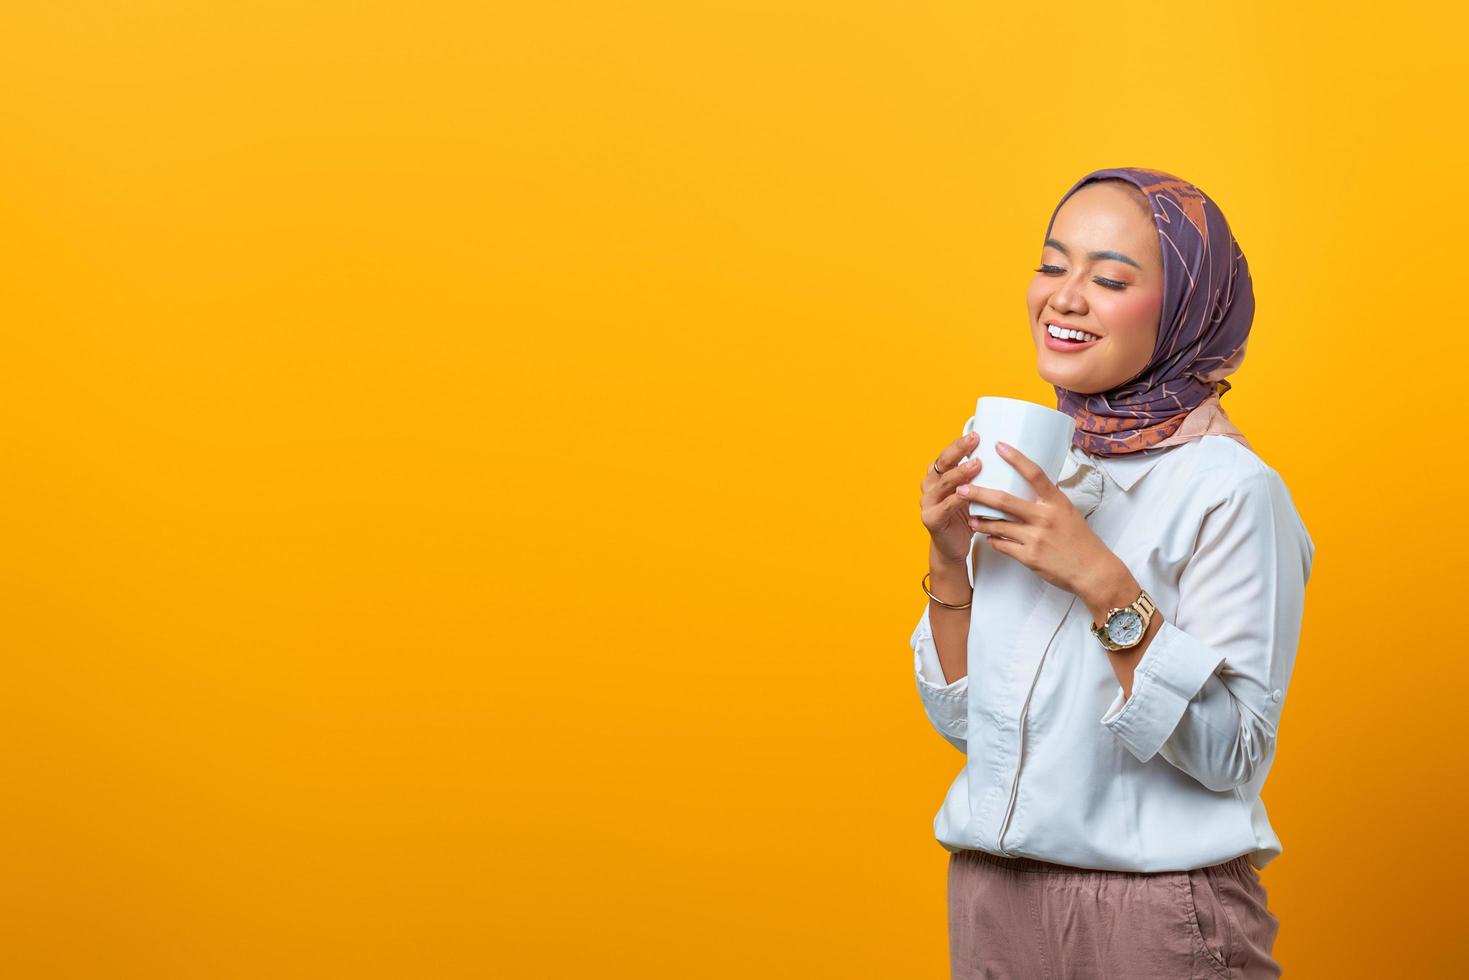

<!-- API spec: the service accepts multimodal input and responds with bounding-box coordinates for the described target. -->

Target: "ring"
[932,457,944,475]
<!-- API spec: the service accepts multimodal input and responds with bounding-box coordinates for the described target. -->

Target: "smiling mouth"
[1045,322,1102,344]
[1042,322,1101,353]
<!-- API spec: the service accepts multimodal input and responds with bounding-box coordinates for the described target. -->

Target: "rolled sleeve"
[911,604,968,753]
[1097,466,1312,792]
[1099,621,1226,763]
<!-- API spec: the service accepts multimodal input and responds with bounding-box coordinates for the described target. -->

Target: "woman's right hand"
[920,431,984,564]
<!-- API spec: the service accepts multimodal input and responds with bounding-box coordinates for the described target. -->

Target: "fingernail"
[957,485,969,496]
[997,441,1010,454]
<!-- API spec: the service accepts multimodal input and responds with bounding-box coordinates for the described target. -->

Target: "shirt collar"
[1060,443,1173,493]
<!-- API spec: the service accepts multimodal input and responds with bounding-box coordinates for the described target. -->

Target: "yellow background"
[1,2,1463,977]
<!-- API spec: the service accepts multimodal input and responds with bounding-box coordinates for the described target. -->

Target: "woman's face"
[1025,182,1165,395]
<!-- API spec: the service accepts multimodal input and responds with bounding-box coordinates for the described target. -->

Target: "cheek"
[1025,279,1046,314]
[1101,290,1163,355]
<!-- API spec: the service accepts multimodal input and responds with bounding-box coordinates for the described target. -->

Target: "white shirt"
[911,434,1314,872]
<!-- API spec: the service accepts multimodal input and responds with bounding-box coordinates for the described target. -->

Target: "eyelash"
[1034,265,1127,290]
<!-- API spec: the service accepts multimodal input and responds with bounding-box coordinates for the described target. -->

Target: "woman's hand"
[920,430,985,564]
[958,442,1124,596]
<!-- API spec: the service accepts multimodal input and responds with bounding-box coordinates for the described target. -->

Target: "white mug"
[958,396,1077,519]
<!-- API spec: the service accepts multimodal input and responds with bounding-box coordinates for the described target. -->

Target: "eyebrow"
[1043,238,1142,270]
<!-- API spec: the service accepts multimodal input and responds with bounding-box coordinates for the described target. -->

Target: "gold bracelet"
[922,571,972,610]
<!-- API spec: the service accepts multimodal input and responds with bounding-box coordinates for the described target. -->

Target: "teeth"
[1047,324,1099,343]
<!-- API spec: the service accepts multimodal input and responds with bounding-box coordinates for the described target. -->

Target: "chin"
[1036,358,1099,394]
[1037,351,1134,395]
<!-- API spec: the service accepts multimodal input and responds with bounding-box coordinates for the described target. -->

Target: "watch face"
[1107,610,1144,645]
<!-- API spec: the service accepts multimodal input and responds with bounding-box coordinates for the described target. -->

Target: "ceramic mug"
[959,396,1077,519]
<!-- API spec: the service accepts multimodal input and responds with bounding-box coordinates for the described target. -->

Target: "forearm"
[1081,560,1162,701]
[928,539,975,684]
[1085,471,1308,792]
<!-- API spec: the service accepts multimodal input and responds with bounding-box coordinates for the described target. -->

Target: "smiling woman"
[1027,179,1164,395]
[913,167,1307,978]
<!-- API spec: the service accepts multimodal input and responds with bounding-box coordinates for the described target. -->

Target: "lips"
[1042,323,1100,352]
[1044,334,1098,352]
[1042,319,1102,352]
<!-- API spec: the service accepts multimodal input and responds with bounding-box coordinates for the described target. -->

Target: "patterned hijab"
[1044,167,1254,456]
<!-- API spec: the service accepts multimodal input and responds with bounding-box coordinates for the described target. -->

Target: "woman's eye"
[1033,266,1126,291]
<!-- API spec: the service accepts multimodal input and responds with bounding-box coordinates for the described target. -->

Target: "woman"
[912,167,1313,978]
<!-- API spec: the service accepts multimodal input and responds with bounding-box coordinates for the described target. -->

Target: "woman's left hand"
[957,441,1123,597]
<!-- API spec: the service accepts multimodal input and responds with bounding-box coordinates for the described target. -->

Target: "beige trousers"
[947,848,1281,979]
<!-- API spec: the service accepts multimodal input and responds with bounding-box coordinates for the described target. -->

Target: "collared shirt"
[911,434,1314,872]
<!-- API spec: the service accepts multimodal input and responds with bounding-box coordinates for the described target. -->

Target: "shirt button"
[1271,689,1283,702]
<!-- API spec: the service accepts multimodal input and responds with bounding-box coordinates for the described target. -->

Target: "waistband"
[955,848,1260,879]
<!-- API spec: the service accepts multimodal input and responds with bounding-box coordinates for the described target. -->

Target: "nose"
[1046,272,1088,316]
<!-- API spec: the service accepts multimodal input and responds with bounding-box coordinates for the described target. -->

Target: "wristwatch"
[1090,589,1157,651]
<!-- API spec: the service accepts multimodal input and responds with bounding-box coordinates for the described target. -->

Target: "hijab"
[1044,167,1254,456]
